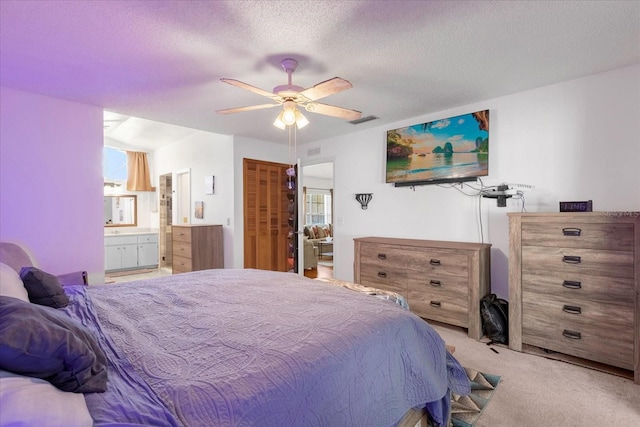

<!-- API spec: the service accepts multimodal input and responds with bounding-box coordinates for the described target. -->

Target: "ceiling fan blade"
[299,77,353,101]
[304,102,362,121]
[220,78,276,99]
[216,103,280,115]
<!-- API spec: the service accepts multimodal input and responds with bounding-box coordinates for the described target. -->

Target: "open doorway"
[301,162,334,279]
[159,173,173,268]
[174,169,191,225]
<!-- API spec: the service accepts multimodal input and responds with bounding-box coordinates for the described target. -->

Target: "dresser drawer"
[172,255,193,273]
[522,246,634,279]
[522,271,634,306]
[521,222,634,251]
[405,249,469,278]
[407,273,467,295]
[522,293,634,369]
[358,243,408,295]
[359,265,406,296]
[359,243,408,267]
[408,290,468,327]
[172,227,192,244]
[172,240,193,259]
[406,249,470,327]
[138,234,158,244]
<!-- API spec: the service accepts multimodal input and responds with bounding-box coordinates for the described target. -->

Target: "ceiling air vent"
[349,115,378,125]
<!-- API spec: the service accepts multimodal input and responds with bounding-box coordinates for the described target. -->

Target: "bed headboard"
[0,242,36,274]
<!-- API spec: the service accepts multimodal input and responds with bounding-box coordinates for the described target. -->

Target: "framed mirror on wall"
[104,195,137,227]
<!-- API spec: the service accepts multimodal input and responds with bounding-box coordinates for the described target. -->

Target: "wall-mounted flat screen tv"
[386,110,489,186]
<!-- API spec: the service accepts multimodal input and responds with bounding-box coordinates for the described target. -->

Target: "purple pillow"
[20,266,70,308]
[0,296,108,393]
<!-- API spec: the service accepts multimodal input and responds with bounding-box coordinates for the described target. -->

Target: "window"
[305,189,332,225]
[103,146,127,182]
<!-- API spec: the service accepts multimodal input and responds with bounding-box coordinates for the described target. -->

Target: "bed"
[1,265,470,427]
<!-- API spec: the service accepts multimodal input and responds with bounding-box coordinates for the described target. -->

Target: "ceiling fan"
[216,58,362,129]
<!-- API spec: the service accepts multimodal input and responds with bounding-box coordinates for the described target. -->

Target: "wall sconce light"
[355,193,373,210]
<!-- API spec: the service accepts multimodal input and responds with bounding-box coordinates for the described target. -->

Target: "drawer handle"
[429,259,441,266]
[562,255,581,264]
[429,280,441,287]
[562,280,582,289]
[562,305,582,315]
[430,301,441,308]
[562,228,582,237]
[562,329,582,340]
[377,272,387,278]
[377,253,387,260]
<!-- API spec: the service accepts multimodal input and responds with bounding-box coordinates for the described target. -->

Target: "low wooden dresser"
[354,237,491,339]
[172,224,224,274]
[508,212,639,384]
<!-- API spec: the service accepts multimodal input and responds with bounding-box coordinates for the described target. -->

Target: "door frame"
[173,168,191,225]
[299,158,335,276]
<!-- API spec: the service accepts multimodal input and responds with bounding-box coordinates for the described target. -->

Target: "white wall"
[0,86,105,283]
[300,64,640,299]
[153,131,235,268]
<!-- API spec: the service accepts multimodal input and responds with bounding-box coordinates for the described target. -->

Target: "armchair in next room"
[303,238,318,270]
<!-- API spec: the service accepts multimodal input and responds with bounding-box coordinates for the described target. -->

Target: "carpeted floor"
[450,368,500,427]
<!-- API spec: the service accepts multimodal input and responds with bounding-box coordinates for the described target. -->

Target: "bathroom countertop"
[104,229,159,237]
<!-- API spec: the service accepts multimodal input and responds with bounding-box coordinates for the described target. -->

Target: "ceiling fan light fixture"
[273,111,287,130]
[295,110,309,129]
[219,59,360,128]
[281,100,297,126]
[282,109,296,126]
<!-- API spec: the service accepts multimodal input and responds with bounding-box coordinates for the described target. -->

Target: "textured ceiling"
[1,1,639,149]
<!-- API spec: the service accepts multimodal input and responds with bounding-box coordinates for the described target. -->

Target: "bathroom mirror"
[104,195,137,227]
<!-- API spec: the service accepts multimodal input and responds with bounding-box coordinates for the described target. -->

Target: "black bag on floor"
[480,294,509,344]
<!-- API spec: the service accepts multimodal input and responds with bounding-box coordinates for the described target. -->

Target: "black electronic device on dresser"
[559,200,592,212]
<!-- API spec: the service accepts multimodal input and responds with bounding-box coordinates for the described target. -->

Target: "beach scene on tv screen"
[386,110,489,183]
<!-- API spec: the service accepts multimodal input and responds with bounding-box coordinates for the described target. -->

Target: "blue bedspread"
[63,269,469,427]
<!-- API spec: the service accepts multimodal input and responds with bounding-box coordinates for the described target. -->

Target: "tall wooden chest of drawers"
[508,212,640,384]
[354,237,491,339]
[172,224,224,274]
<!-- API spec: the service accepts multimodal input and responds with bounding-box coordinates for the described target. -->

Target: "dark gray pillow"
[19,266,70,308]
[0,296,108,393]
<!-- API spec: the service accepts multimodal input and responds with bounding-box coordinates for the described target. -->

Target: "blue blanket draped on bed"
[63,269,469,427]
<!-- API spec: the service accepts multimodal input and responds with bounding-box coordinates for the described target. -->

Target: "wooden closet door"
[243,159,289,271]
